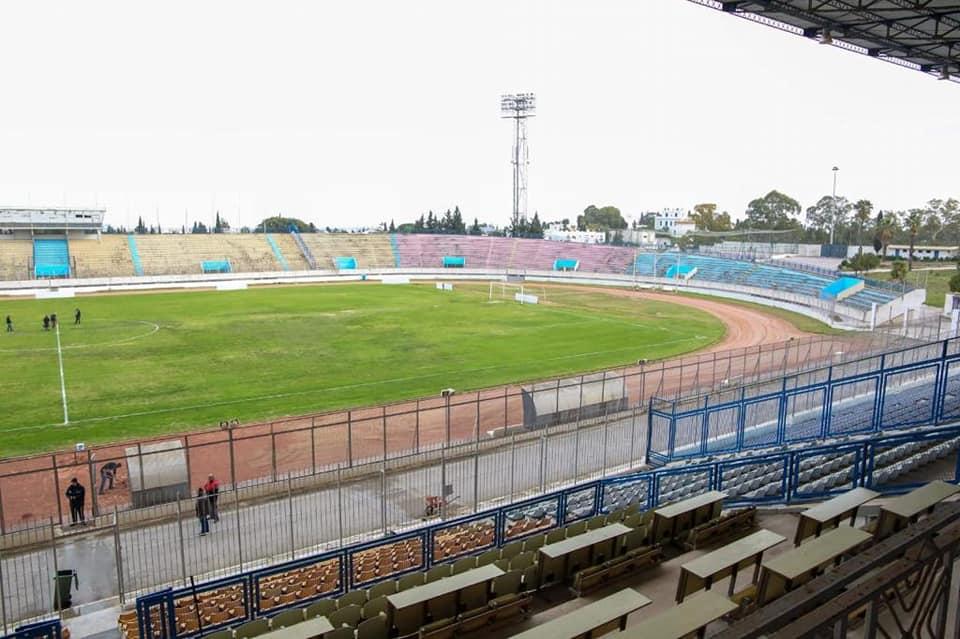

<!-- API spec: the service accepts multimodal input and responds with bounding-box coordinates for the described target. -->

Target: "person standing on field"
[203,474,220,522]
[5,315,12,332]
[74,308,81,325]
[43,315,50,331]
[65,478,86,526]
[196,487,210,536]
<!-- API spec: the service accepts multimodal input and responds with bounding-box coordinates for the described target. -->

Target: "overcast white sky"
[1,0,958,230]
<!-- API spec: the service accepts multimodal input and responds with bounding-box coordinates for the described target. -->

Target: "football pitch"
[0,283,725,456]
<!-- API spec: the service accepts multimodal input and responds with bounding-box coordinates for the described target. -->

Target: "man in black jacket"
[65,478,86,526]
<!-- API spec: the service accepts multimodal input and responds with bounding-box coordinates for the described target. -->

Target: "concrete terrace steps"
[0,239,34,280]
[134,235,283,275]
[299,234,395,269]
[71,235,136,278]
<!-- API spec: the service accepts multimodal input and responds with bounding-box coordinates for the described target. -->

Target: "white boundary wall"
[0,267,923,327]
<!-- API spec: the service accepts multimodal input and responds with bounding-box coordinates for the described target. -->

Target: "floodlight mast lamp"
[501,93,536,230]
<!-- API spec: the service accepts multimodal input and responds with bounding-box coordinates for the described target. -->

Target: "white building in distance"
[655,208,696,237]
[621,228,658,246]
[544,228,606,244]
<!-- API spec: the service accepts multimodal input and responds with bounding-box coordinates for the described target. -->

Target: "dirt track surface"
[594,288,808,351]
[0,285,836,530]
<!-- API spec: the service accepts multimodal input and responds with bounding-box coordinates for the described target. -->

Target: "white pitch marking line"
[55,322,70,425]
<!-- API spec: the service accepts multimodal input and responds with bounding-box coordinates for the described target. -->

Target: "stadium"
[2,2,960,639]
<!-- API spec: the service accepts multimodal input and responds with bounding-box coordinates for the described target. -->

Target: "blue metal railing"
[127,234,144,276]
[648,338,957,465]
[2,619,62,639]
[289,228,316,270]
[265,234,290,271]
[137,415,960,639]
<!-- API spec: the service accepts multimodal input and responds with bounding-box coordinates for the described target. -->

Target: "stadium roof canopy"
[690,0,960,84]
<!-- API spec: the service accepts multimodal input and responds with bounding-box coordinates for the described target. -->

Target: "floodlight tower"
[500,93,536,230]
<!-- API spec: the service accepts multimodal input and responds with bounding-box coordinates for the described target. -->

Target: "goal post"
[487,282,546,304]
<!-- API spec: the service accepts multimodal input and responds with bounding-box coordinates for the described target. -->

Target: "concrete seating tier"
[631,252,895,310]
[135,235,283,275]
[394,234,636,273]
[71,235,136,278]
[0,239,34,280]
[299,234,395,270]
[270,234,312,271]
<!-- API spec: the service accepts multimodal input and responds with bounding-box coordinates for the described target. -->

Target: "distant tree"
[805,195,852,244]
[905,209,925,269]
[610,230,624,246]
[874,211,899,257]
[690,203,732,232]
[950,270,960,294]
[191,221,208,234]
[578,205,627,232]
[255,216,314,233]
[240,226,251,233]
[852,199,873,256]
[843,252,880,273]
[890,259,908,284]
[740,191,802,231]
[388,219,396,232]
[135,216,147,234]
[452,206,466,233]
[469,218,481,235]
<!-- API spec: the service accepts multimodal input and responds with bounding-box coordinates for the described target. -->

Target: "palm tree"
[905,209,925,270]
[875,211,898,258]
[890,260,909,291]
[853,200,872,256]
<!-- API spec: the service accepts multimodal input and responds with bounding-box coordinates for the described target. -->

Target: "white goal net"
[488,282,546,304]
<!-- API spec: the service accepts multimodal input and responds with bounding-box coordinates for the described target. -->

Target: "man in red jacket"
[203,474,220,522]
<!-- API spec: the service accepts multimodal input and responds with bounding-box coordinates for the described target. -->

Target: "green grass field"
[0,283,725,456]
[870,268,952,307]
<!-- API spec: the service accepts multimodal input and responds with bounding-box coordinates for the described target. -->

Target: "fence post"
[414,399,420,453]
[50,518,60,617]
[228,429,237,487]
[601,405,610,479]
[270,424,277,482]
[287,478,295,560]
[347,411,354,468]
[52,456,63,527]
[310,417,317,476]
[113,506,125,604]
[336,465,345,547]
[473,412,480,514]
[628,407,639,470]
[382,406,388,462]
[0,478,5,535]
[87,450,100,520]
[184,435,193,490]
[0,529,7,635]
[539,434,546,494]
[234,489,243,571]
[503,387,509,430]
[175,495,187,587]
[444,395,451,448]
[380,469,387,536]
[509,434,516,504]
[440,446,447,520]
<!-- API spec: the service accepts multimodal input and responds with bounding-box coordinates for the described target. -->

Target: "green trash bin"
[54,569,77,610]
